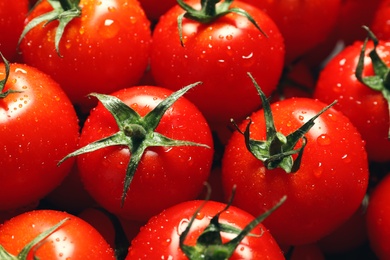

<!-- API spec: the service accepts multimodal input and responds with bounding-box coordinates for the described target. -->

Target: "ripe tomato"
[313,36,390,162]
[366,172,390,259]
[242,0,341,63]
[371,0,390,41]
[0,209,115,259]
[126,199,285,259]
[222,83,369,245]
[150,0,285,127]
[0,57,79,211]
[0,1,29,61]
[19,0,152,113]
[74,85,214,221]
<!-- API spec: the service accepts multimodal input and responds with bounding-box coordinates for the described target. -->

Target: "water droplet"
[226,34,233,40]
[99,19,120,38]
[317,134,331,146]
[341,154,351,163]
[298,115,304,121]
[79,26,85,35]
[108,6,116,12]
[195,212,204,220]
[314,163,323,178]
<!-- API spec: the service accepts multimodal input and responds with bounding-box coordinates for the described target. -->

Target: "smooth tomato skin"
[314,40,390,162]
[222,98,369,246]
[150,0,285,126]
[242,0,341,63]
[0,1,29,61]
[126,200,285,259]
[0,63,79,211]
[371,0,390,41]
[366,173,390,259]
[77,86,214,221]
[0,210,115,259]
[20,0,152,112]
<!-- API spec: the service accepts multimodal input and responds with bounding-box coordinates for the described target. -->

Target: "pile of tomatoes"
[1,0,390,259]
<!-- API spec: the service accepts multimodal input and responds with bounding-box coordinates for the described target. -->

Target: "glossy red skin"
[150,0,285,126]
[222,98,369,246]
[242,0,341,63]
[127,200,285,259]
[366,173,390,259]
[0,1,29,61]
[20,0,152,112]
[0,210,115,259]
[0,63,79,211]
[371,0,390,41]
[77,86,214,221]
[314,40,390,162]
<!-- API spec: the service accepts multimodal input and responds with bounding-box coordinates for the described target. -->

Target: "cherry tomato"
[75,85,214,221]
[0,58,79,211]
[19,0,152,113]
[366,172,390,259]
[313,37,390,162]
[127,199,285,259]
[0,209,115,259]
[242,0,341,63]
[0,1,29,61]
[150,0,285,126]
[222,94,369,246]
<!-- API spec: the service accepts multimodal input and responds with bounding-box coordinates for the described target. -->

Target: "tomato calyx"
[58,82,211,207]
[356,26,390,140]
[0,218,69,259]
[0,53,22,99]
[18,0,82,57]
[231,72,337,174]
[176,0,266,46]
[180,184,286,259]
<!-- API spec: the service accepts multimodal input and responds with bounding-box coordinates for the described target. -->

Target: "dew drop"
[195,212,204,220]
[226,34,233,40]
[317,134,331,146]
[298,115,304,121]
[99,19,120,38]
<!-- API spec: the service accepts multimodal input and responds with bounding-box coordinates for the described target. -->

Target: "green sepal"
[0,53,23,99]
[18,0,81,57]
[0,218,69,260]
[355,26,390,139]
[176,0,266,46]
[231,72,337,174]
[179,184,286,259]
[58,81,211,207]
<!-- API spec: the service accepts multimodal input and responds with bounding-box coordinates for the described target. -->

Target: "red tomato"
[127,199,285,259]
[150,0,285,126]
[0,1,29,61]
[337,0,382,45]
[19,0,152,113]
[0,59,79,211]
[313,39,390,162]
[75,85,214,221]
[242,0,341,63]
[366,172,390,259]
[0,210,115,259]
[222,95,369,246]
[371,0,390,41]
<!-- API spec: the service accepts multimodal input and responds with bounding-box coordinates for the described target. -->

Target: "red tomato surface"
[222,97,369,246]
[77,86,214,221]
[371,0,390,41]
[19,0,152,113]
[0,1,29,61]
[150,0,285,126]
[0,210,115,259]
[242,0,341,63]
[138,0,177,23]
[314,40,390,162]
[366,173,390,259]
[0,62,79,211]
[127,199,285,259]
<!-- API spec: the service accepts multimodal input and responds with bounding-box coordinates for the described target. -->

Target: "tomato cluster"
[0,0,389,259]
